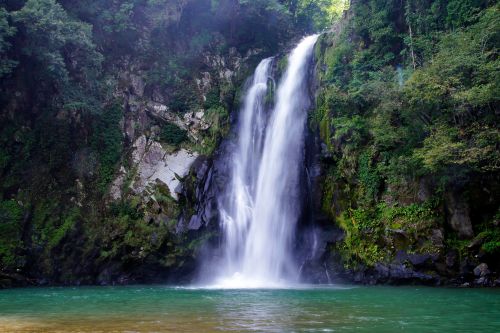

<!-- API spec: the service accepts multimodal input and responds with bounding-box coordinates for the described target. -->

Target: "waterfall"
[215,35,319,288]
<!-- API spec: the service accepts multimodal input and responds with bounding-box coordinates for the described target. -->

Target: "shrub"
[160,123,188,146]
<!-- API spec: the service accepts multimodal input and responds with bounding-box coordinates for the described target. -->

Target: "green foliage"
[99,196,174,264]
[317,1,499,182]
[277,56,288,75]
[10,199,80,277]
[12,0,102,81]
[101,1,136,33]
[332,115,367,149]
[336,210,385,267]
[146,57,189,91]
[322,40,353,84]
[413,126,466,172]
[160,123,188,146]
[204,87,221,109]
[286,0,349,31]
[336,200,440,267]
[445,236,470,260]
[405,5,499,117]
[91,104,124,192]
[482,239,500,254]
[477,212,500,254]
[406,5,500,175]
[31,200,74,250]
[110,199,144,221]
[189,30,215,55]
[0,0,336,281]
[316,0,499,270]
[197,106,229,154]
[446,0,487,28]
[0,0,495,283]
[411,123,500,174]
[0,7,17,77]
[358,149,381,203]
[46,207,79,250]
[0,8,14,53]
[0,200,24,269]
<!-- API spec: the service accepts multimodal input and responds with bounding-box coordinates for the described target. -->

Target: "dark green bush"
[160,123,188,146]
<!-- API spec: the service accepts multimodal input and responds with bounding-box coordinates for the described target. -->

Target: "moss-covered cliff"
[312,0,499,286]
[0,0,329,287]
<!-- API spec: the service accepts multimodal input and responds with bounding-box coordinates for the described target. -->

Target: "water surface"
[0,285,499,332]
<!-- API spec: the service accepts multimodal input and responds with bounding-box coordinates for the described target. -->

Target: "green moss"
[264,78,275,105]
[98,196,172,263]
[322,40,352,84]
[446,237,470,260]
[482,240,500,254]
[358,149,381,203]
[321,174,335,218]
[277,56,288,76]
[318,109,332,148]
[477,229,500,254]
[150,185,180,220]
[30,200,80,255]
[46,208,79,250]
[335,212,385,268]
[335,200,440,267]
[0,200,24,269]
[195,106,229,155]
[204,87,221,110]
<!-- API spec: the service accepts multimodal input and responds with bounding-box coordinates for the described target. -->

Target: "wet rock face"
[296,225,347,284]
[131,135,199,200]
[178,138,235,233]
[110,135,198,201]
[445,191,474,239]
[145,102,211,142]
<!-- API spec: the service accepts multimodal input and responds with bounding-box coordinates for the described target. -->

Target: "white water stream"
[215,35,319,288]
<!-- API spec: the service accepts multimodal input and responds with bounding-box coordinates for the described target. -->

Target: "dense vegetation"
[313,0,499,280]
[0,0,341,286]
[0,0,498,287]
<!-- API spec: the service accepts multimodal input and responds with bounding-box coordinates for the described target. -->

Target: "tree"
[286,0,349,31]
[11,0,102,82]
[0,7,17,77]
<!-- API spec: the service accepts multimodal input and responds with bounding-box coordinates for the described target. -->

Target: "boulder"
[473,263,490,277]
[474,276,490,286]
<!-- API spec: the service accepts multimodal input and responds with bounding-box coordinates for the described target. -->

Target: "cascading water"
[215,35,319,288]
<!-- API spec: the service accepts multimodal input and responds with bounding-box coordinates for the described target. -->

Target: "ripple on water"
[0,286,499,332]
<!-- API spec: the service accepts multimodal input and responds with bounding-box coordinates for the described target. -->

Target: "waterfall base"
[209,273,292,289]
